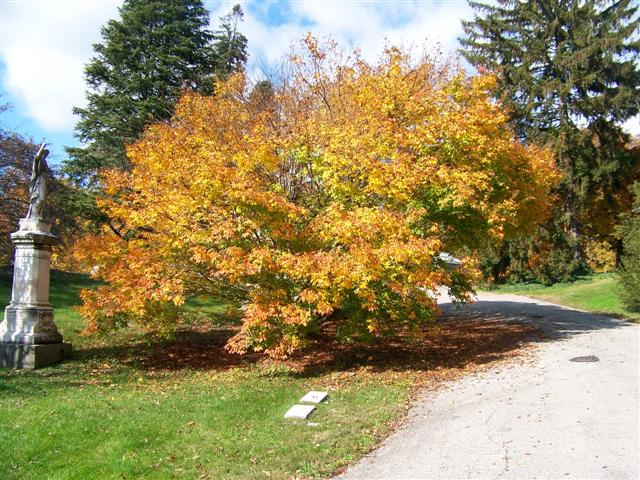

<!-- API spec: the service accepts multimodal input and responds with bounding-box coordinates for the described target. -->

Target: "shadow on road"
[289,295,634,377]
[442,294,634,338]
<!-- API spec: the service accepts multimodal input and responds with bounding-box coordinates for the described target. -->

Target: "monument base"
[0,342,72,369]
[2,305,63,344]
[0,218,69,369]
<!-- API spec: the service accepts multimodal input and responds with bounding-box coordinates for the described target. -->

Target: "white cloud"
[1,0,472,133]
[623,115,640,138]
[1,0,121,131]
[240,1,473,74]
[2,0,636,141]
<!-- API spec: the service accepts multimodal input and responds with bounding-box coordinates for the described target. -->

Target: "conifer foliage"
[618,182,640,312]
[461,0,640,278]
[212,4,248,79]
[65,0,247,187]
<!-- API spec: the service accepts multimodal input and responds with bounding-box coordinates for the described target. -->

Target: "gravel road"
[337,292,640,480]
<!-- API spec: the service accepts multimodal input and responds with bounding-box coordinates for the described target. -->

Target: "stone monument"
[0,143,72,368]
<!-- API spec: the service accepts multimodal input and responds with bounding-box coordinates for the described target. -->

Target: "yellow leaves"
[367,318,379,334]
[302,32,326,60]
[77,35,557,358]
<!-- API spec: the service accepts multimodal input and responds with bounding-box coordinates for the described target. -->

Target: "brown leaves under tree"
[120,312,547,382]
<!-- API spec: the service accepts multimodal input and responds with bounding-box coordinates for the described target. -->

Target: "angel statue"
[26,143,49,220]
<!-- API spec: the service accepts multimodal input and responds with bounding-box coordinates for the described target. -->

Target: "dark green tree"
[65,1,248,188]
[212,4,248,79]
[617,182,640,311]
[461,0,640,278]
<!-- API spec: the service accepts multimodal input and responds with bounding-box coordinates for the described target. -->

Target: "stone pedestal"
[0,218,72,368]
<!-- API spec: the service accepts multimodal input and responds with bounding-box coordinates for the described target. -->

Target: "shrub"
[478,219,583,286]
[584,239,616,273]
[618,183,640,311]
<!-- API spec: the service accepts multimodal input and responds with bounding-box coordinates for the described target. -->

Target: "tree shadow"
[69,327,262,371]
[1,295,633,383]
[290,317,546,378]
[64,297,633,377]
[444,296,635,337]
[288,298,634,377]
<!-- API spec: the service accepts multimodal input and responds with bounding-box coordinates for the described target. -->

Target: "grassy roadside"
[480,273,640,323]
[1,269,543,479]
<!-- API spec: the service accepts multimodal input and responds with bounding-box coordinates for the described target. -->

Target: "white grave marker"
[284,404,315,419]
[300,391,328,403]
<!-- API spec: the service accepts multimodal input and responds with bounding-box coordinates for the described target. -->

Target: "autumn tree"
[0,110,38,264]
[461,0,640,278]
[76,37,557,357]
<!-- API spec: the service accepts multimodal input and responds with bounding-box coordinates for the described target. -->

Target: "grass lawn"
[481,273,640,322]
[1,269,543,479]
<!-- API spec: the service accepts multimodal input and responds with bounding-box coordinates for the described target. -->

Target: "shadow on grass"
[73,327,262,371]
[1,268,634,379]
[68,297,633,377]
[70,317,543,376]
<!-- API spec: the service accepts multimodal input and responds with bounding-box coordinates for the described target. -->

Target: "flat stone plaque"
[300,391,328,403]
[284,404,315,419]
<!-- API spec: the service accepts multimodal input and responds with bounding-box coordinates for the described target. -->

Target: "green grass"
[1,269,545,479]
[481,273,640,322]
[1,366,408,479]
[0,269,415,479]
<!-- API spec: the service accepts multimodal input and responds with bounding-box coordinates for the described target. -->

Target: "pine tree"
[461,0,640,268]
[212,4,248,80]
[65,1,247,187]
[617,182,640,311]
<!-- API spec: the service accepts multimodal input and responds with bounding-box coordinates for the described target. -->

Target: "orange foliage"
[76,36,558,357]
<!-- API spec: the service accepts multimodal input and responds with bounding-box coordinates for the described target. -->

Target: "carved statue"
[26,143,49,220]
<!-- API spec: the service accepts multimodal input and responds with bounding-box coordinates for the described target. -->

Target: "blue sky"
[1,0,638,167]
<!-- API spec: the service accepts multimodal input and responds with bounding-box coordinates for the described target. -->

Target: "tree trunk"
[568,213,583,263]
[614,238,624,268]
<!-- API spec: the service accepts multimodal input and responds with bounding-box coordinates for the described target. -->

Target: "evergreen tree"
[65,1,247,187]
[212,4,248,79]
[617,182,640,311]
[460,0,640,269]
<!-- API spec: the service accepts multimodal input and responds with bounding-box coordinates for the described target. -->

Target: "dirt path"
[337,292,640,479]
